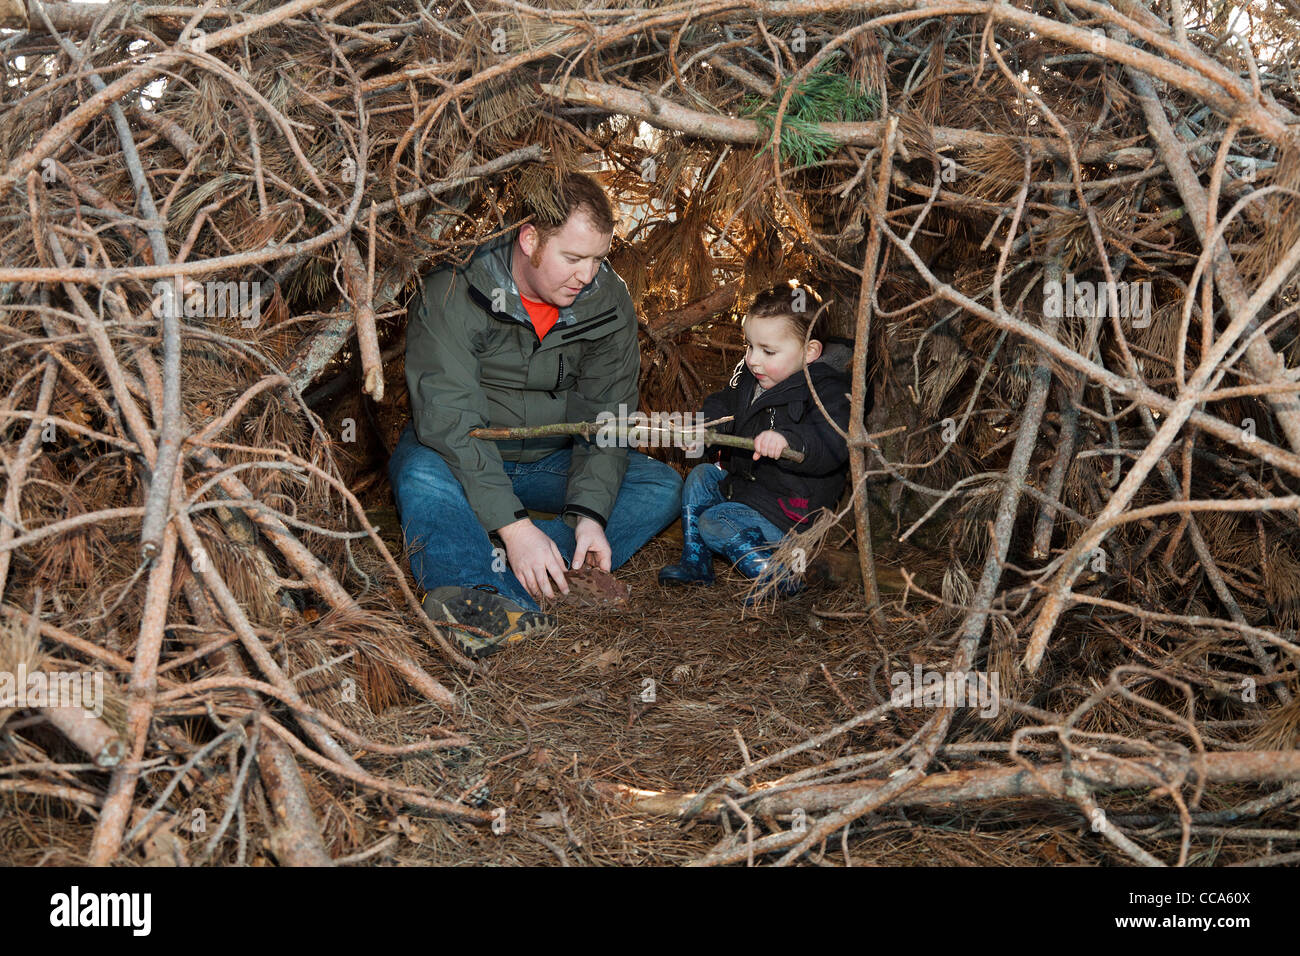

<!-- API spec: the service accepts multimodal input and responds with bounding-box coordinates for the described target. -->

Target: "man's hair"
[744,282,824,344]
[524,171,616,247]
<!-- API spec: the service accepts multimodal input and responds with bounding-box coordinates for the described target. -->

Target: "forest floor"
[341,530,1246,867]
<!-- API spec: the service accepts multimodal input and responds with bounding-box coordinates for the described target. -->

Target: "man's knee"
[628,451,682,485]
[625,453,683,507]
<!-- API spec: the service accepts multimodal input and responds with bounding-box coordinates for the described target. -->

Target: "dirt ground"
[4,527,1288,866]
[327,533,1268,867]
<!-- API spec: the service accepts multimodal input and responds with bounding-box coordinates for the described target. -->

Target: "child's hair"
[744,282,824,344]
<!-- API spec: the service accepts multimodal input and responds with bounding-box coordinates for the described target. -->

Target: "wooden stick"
[469,422,806,463]
[642,282,740,340]
[88,497,179,866]
[539,78,1157,166]
[342,233,383,403]
[593,750,1300,823]
[31,7,187,564]
[0,356,57,601]
[41,708,126,769]
[256,728,335,866]
[847,114,894,624]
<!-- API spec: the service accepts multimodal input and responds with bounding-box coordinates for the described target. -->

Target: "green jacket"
[405,232,639,533]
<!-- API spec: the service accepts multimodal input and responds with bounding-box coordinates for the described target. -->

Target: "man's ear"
[518,224,537,259]
[806,339,824,363]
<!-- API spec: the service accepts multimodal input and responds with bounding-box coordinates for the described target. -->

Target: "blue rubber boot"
[657,506,716,586]
[716,527,805,602]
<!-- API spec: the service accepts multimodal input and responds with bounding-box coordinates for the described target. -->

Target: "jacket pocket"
[478,324,530,390]
[551,308,624,343]
[556,341,583,389]
[524,351,562,391]
[533,340,584,390]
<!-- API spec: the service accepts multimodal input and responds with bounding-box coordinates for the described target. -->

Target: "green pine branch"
[742,50,879,166]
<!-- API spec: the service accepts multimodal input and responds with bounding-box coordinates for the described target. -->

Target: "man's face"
[515,212,612,307]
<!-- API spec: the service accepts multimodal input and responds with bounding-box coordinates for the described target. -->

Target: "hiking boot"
[421,585,557,658]
[657,506,716,586]
[715,527,805,603]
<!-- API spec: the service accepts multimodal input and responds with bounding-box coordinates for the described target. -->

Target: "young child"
[659,284,854,599]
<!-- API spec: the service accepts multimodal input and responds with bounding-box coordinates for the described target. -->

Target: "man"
[389,170,683,657]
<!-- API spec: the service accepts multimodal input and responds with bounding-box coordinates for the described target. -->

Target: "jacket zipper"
[556,354,564,390]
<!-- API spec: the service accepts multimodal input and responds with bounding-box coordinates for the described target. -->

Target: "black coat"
[701,347,855,534]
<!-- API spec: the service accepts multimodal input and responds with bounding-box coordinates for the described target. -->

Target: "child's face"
[743,315,820,388]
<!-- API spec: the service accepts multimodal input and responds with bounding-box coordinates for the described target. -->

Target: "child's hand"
[752,429,789,461]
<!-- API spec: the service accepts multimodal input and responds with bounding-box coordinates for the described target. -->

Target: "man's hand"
[497,518,569,600]
[752,429,789,461]
[572,515,612,572]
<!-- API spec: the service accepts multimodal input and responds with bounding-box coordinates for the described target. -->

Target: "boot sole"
[421,592,557,658]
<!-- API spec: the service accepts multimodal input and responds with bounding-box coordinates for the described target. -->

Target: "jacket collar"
[734,359,838,407]
[729,358,850,428]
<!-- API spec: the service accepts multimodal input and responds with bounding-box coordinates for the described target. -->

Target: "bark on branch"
[593,750,1300,821]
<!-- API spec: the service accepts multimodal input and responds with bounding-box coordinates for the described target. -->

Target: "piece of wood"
[592,750,1300,821]
[341,236,383,402]
[256,733,335,867]
[42,707,126,768]
[847,115,894,623]
[0,0,25,29]
[643,282,739,340]
[470,422,805,463]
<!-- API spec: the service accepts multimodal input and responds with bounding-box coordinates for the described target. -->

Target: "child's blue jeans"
[390,424,682,611]
[683,462,786,551]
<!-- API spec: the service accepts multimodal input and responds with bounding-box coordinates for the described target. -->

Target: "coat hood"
[818,337,854,374]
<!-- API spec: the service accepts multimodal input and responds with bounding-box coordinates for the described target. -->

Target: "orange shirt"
[520,294,559,341]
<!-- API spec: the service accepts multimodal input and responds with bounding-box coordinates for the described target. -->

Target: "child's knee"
[683,463,724,503]
[685,462,723,485]
[627,453,683,500]
[697,508,731,548]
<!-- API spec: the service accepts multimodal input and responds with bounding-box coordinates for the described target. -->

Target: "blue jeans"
[389,424,683,611]
[682,462,785,552]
